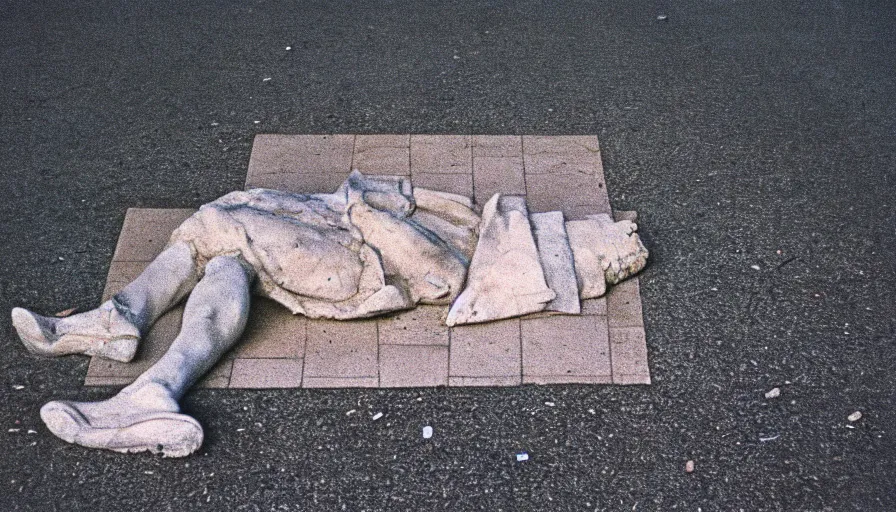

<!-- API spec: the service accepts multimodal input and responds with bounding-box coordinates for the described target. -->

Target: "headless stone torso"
[169,171,479,320]
[169,170,648,326]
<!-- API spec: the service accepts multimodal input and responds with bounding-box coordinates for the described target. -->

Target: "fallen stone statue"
[11,171,648,457]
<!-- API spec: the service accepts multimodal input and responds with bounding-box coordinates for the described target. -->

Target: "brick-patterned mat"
[85,135,649,388]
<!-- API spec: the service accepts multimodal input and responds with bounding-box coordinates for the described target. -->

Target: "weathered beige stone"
[446,195,555,326]
[566,214,649,299]
[530,211,580,314]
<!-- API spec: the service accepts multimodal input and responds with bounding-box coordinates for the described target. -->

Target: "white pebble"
[285,46,292,51]
[764,387,780,399]
[847,411,862,422]
[422,426,433,439]
[345,409,356,416]
[371,412,383,421]
[751,265,760,270]
[544,401,555,407]
[12,385,24,390]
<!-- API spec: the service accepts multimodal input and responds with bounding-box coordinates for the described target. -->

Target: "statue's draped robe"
[169,172,480,320]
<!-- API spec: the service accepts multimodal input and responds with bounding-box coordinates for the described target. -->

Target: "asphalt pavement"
[1,1,894,510]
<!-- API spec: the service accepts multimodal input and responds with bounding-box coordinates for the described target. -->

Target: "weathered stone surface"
[446,195,555,326]
[566,215,649,299]
[449,319,522,381]
[530,211,580,314]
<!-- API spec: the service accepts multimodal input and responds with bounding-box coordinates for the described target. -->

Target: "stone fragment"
[446,194,555,325]
[566,214,649,299]
[765,387,780,399]
[530,211,580,314]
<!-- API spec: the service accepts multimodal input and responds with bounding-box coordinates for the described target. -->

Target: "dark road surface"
[1,1,894,510]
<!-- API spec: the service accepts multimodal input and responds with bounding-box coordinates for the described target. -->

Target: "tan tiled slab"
[379,345,449,387]
[303,319,378,379]
[610,327,651,385]
[377,306,450,346]
[353,135,410,175]
[86,135,651,389]
[247,134,354,178]
[231,298,306,359]
[521,315,611,383]
[229,358,303,388]
[303,376,379,388]
[472,135,522,158]
[449,319,521,381]
[245,169,349,194]
[448,376,522,387]
[410,135,472,174]
[410,172,474,197]
[113,208,196,262]
[606,278,644,328]
[473,156,525,205]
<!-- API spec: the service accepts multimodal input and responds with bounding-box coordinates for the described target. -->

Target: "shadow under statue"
[11,171,648,457]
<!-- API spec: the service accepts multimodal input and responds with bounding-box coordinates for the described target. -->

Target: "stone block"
[303,319,378,378]
[580,297,608,316]
[302,376,379,388]
[410,172,474,198]
[244,169,349,195]
[230,298,306,359]
[448,376,522,386]
[472,135,522,157]
[522,135,600,156]
[521,315,611,381]
[353,135,410,175]
[606,278,644,328]
[525,172,610,215]
[379,345,449,387]
[610,326,650,384]
[113,209,196,262]
[473,156,525,205]
[377,305,449,346]
[246,134,354,179]
[410,135,472,174]
[229,358,303,388]
[449,319,521,378]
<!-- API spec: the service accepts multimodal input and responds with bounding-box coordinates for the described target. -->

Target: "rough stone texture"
[446,195,554,325]
[521,315,611,383]
[353,135,410,176]
[84,136,649,389]
[530,211,580,314]
[472,156,525,205]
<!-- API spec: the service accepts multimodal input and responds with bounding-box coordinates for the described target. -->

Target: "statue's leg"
[11,242,199,362]
[37,254,253,457]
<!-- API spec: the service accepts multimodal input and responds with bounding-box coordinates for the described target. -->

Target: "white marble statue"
[11,171,648,457]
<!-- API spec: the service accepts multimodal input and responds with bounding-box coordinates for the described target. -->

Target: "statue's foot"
[11,301,140,362]
[39,382,203,458]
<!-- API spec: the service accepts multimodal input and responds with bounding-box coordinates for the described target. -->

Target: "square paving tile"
[521,315,611,384]
[85,135,650,389]
[449,319,522,382]
[379,345,449,388]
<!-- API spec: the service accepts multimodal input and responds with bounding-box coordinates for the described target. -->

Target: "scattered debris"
[544,401,555,407]
[211,122,219,126]
[453,55,460,60]
[516,452,529,462]
[8,429,20,433]
[285,46,292,51]
[776,249,782,255]
[685,460,695,473]
[144,471,154,475]
[345,409,356,416]
[847,411,862,422]
[765,387,781,399]
[54,307,77,317]
[657,14,668,21]
[253,120,261,124]
[262,77,271,82]
[750,265,761,271]
[12,385,24,390]
[371,412,383,421]
[27,430,36,435]
[588,408,596,415]
[759,435,780,442]
[236,428,245,432]
[422,426,433,439]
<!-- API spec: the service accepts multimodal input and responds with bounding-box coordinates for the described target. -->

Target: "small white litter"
[847,411,862,422]
[544,402,555,407]
[12,385,24,390]
[345,409,357,416]
[765,388,780,399]
[516,452,529,462]
[372,412,383,421]
[422,426,433,439]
